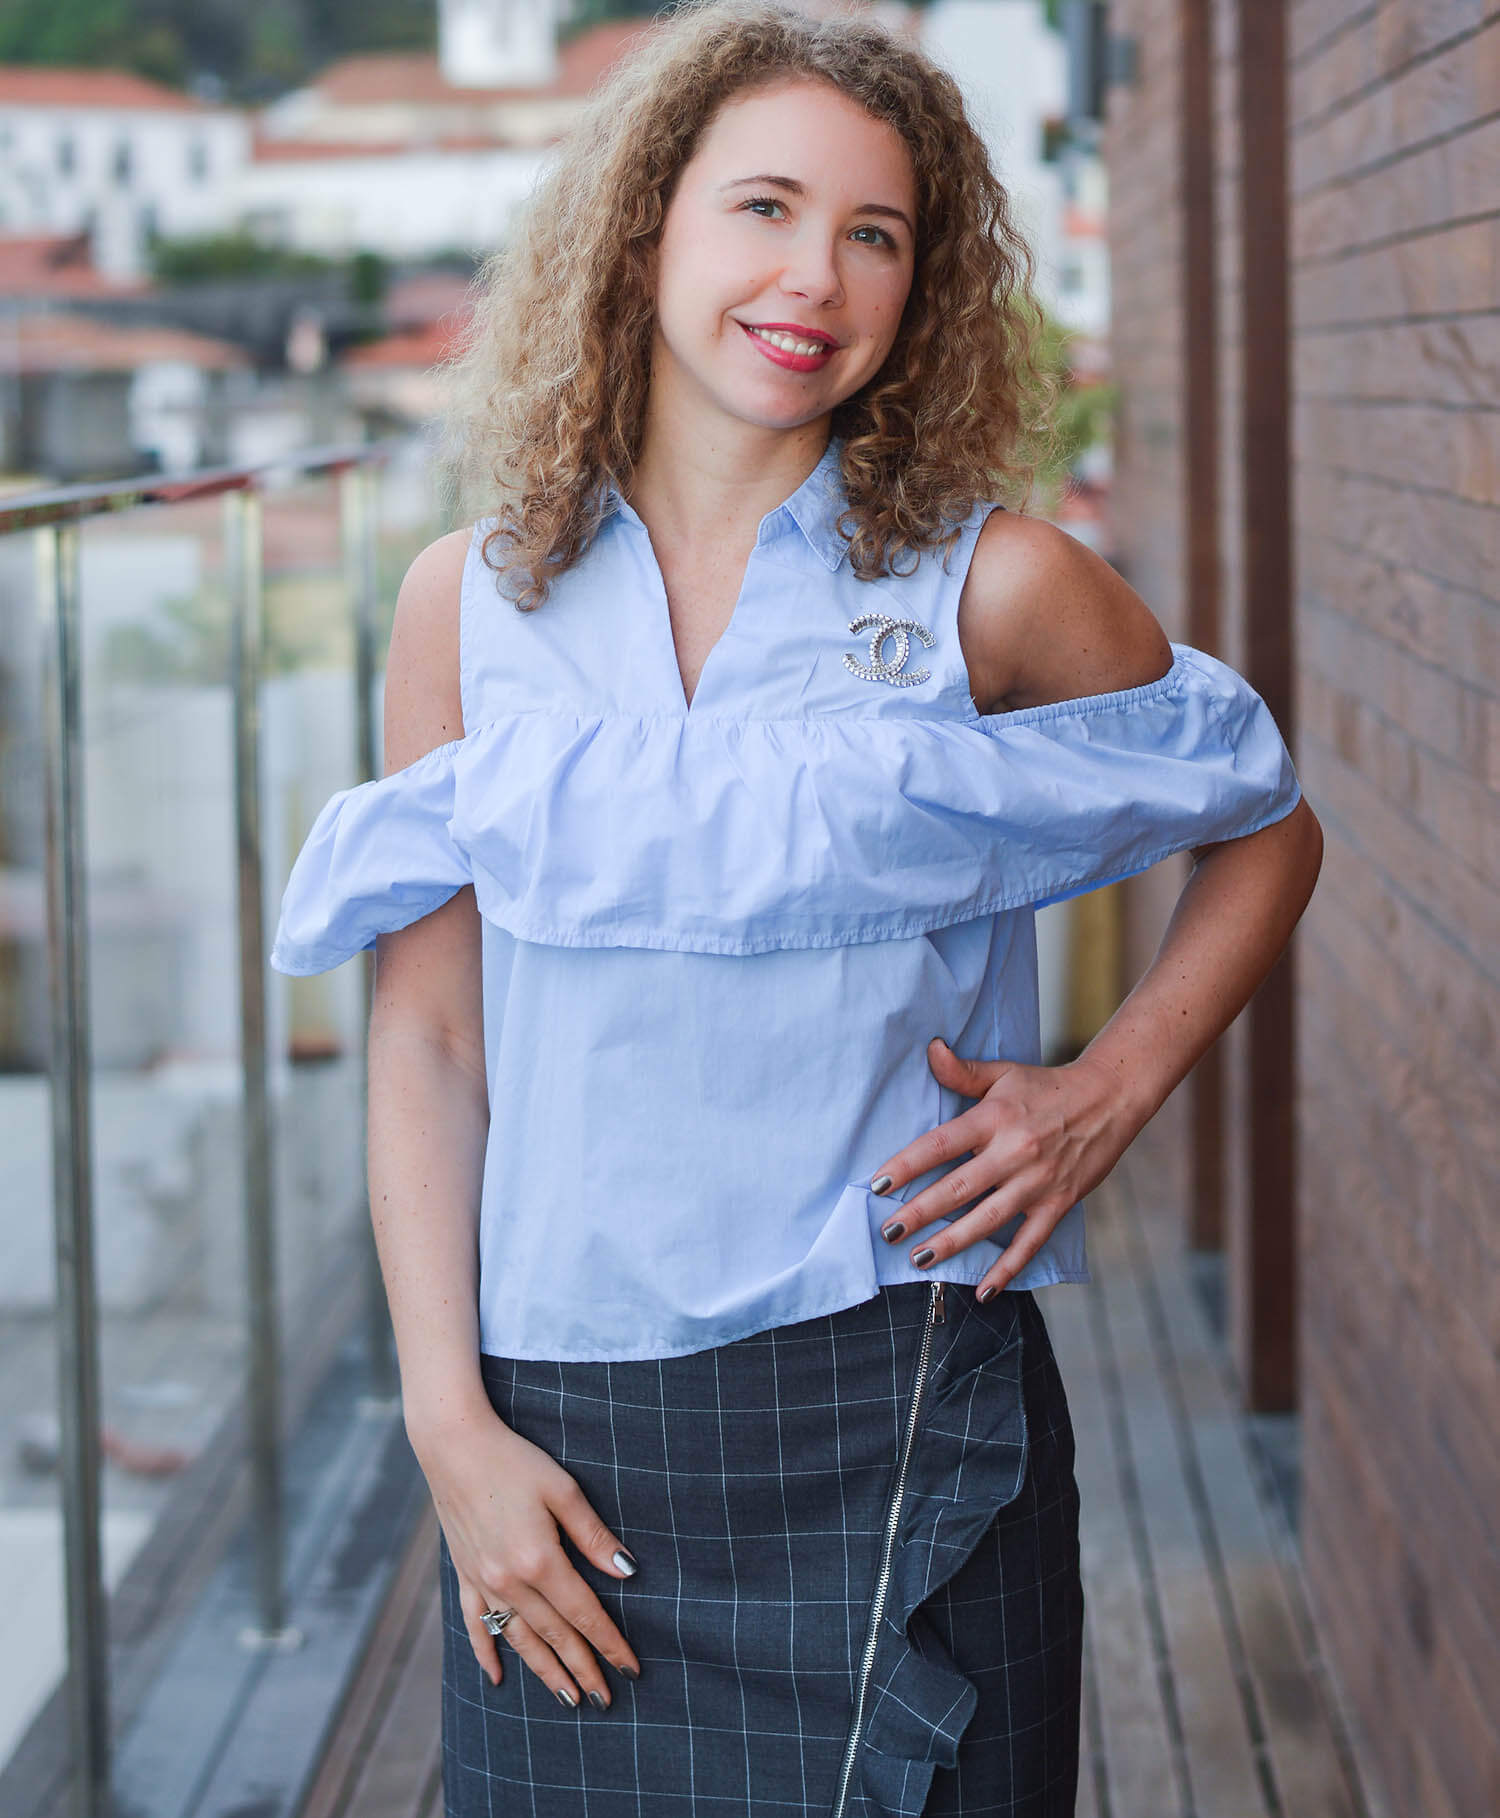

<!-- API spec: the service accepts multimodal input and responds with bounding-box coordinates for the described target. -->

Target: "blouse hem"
[476,1266,1091,1364]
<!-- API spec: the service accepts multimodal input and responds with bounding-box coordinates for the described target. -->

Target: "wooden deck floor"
[299,1166,1393,1818]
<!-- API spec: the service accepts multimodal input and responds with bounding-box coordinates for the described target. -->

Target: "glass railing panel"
[0,510,73,1788]
[260,467,373,1381]
[0,438,441,1817]
[72,487,252,1763]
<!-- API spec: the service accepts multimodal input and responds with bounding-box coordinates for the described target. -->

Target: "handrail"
[0,433,418,537]
[6,433,424,1817]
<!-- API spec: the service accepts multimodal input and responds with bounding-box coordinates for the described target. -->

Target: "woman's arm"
[367,532,642,1705]
[869,802,1321,1295]
[368,528,490,1438]
[867,515,1324,1295]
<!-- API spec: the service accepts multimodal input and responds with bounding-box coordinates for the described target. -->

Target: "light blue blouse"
[270,436,1301,1362]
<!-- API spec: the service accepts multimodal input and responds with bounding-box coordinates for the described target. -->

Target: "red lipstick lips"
[740,321,838,372]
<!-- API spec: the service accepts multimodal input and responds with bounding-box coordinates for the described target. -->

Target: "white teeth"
[747,326,829,358]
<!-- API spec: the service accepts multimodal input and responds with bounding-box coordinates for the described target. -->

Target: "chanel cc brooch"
[843,612,936,687]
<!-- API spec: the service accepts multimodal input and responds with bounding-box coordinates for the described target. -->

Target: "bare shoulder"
[956,508,1173,715]
[383,525,475,772]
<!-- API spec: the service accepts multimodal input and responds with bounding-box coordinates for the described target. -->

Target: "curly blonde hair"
[437,0,1058,610]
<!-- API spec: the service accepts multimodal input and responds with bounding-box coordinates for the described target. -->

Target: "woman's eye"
[851,224,896,249]
[743,195,786,219]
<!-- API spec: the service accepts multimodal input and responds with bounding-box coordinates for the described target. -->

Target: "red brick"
[1296,215,1496,322]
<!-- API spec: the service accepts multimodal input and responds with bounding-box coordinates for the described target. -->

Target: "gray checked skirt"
[439,1282,1084,1816]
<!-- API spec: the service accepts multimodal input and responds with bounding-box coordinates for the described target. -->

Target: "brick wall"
[1096,0,1196,1211]
[1288,6,1500,1814]
[1102,3,1500,1813]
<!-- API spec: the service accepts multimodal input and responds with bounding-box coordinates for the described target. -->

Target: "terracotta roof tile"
[341,311,469,370]
[249,132,518,161]
[0,311,248,373]
[0,65,211,112]
[306,20,653,106]
[0,233,152,298]
[385,270,475,325]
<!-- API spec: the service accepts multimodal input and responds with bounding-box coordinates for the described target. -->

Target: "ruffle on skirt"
[439,1284,1079,1817]
[856,1288,1032,1816]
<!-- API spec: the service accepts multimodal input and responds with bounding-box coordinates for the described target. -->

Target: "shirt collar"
[598,436,850,572]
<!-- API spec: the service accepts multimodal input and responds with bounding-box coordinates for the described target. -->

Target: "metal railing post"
[225,485,297,1649]
[340,464,399,1401]
[37,521,111,1818]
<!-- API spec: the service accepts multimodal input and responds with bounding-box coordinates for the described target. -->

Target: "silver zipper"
[829,1278,946,1817]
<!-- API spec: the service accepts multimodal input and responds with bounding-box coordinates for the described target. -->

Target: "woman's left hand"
[869,1036,1146,1299]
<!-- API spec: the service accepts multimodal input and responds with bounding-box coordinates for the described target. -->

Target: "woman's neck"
[626,405,832,553]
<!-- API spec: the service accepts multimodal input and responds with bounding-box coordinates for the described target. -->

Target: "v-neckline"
[612,439,842,717]
[651,539,757,716]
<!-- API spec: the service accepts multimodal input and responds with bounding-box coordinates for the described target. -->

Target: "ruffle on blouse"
[268,735,469,976]
[269,644,1301,974]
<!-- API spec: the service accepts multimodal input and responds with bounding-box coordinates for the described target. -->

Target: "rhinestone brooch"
[843,612,936,687]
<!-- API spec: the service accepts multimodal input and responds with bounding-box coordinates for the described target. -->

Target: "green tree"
[1034,309,1114,506]
[246,2,307,92]
[147,229,336,283]
[0,0,136,67]
[348,249,388,308]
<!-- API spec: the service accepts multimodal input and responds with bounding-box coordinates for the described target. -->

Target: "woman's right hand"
[413,1406,643,1708]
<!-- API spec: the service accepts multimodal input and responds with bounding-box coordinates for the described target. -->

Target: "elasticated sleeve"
[970,641,1302,910]
[268,737,470,976]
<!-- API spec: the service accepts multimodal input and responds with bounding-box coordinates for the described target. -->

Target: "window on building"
[187,138,209,182]
[58,134,77,177]
[113,139,132,185]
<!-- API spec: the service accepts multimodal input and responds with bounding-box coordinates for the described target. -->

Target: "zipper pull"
[930,1280,946,1324]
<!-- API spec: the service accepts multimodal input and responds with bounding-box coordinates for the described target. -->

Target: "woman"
[271,3,1323,1812]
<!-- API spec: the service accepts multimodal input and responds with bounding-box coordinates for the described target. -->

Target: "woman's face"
[649,77,918,435]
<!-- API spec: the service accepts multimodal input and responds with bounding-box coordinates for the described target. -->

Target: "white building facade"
[0,5,1106,313]
[918,0,1108,337]
[236,142,546,261]
[0,69,249,281]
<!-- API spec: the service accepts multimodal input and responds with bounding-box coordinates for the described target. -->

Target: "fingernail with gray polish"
[556,1686,578,1708]
[588,1690,608,1710]
[871,1175,893,1195]
[613,1548,637,1575]
[618,1662,640,1680]
[881,1221,905,1243]
[911,1246,935,1267]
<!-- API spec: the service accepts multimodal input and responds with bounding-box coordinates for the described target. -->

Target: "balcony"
[2,439,1393,1818]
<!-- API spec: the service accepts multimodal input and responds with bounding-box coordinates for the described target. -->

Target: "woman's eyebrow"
[718,173,913,235]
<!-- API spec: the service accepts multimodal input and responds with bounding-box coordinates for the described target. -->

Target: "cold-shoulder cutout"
[958,506,1174,714]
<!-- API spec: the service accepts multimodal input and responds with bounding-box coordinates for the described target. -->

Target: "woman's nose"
[778,235,845,309]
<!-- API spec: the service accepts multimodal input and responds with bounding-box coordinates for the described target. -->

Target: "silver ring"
[481,1607,516,1638]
